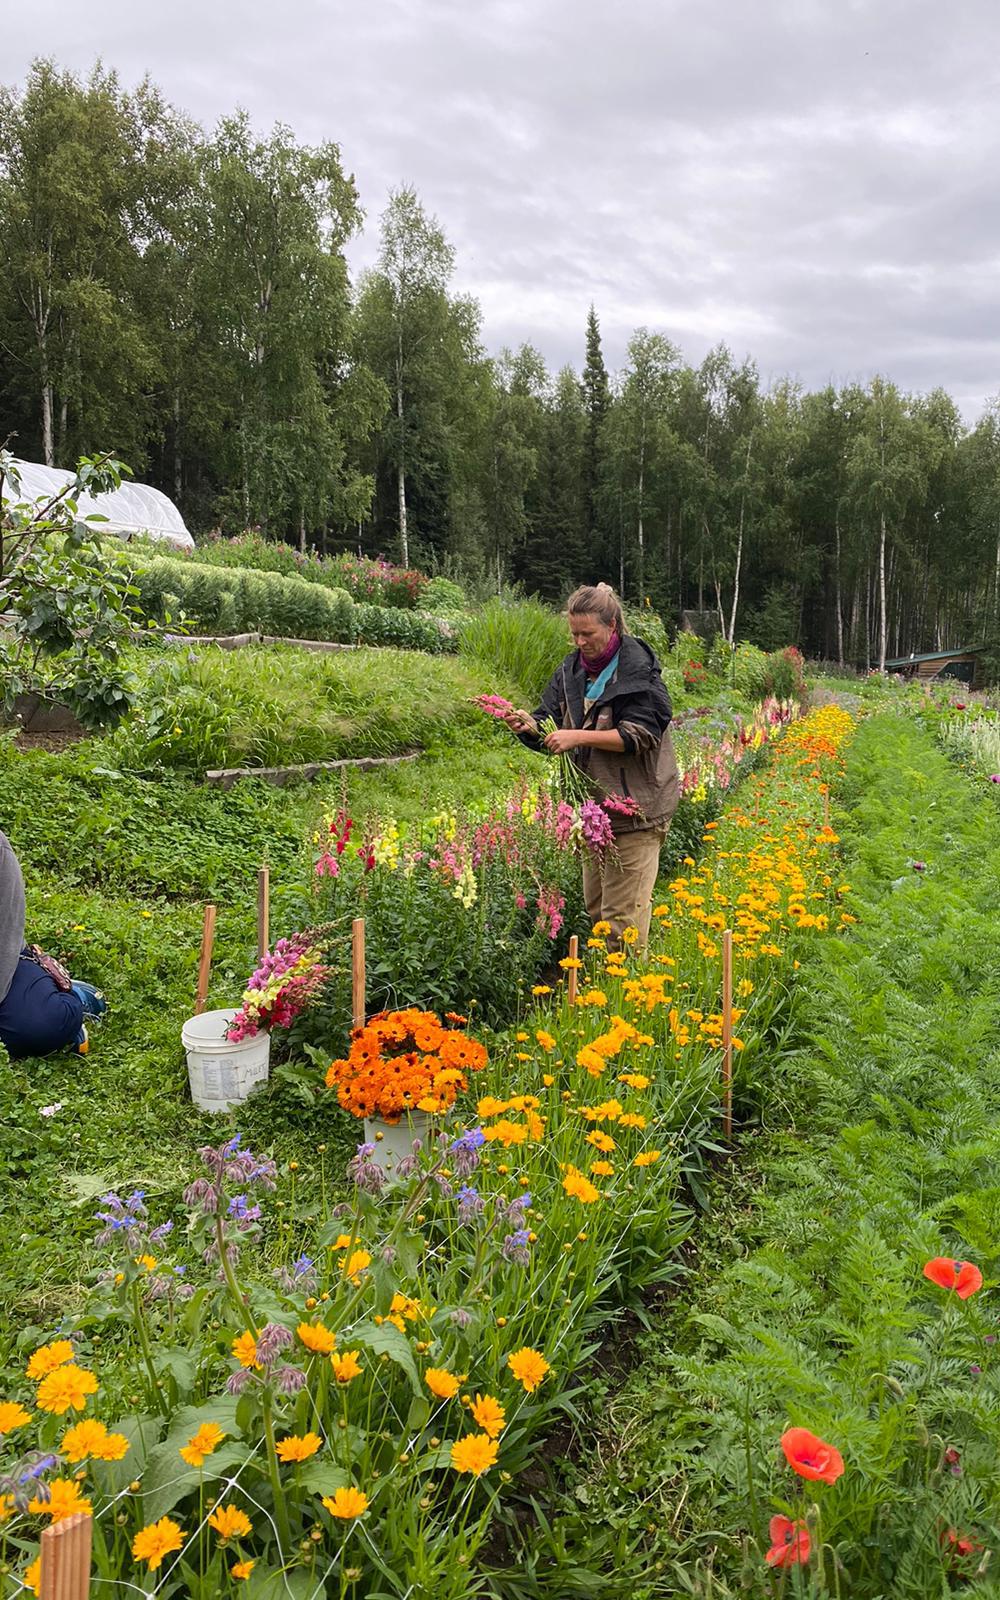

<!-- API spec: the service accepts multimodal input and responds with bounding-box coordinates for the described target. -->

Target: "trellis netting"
[1,458,194,549]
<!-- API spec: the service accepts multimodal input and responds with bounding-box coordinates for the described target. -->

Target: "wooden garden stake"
[567,934,579,1006]
[351,917,366,1031]
[257,865,270,961]
[194,904,217,1016]
[40,1511,92,1600]
[721,928,733,1140]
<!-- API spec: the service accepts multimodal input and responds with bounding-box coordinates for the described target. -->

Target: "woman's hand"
[543,727,582,753]
[503,709,537,735]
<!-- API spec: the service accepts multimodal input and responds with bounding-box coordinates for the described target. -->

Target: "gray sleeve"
[0,831,26,1002]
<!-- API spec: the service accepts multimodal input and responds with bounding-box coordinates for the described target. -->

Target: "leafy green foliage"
[0,452,143,727]
[535,713,1000,1598]
[459,598,571,703]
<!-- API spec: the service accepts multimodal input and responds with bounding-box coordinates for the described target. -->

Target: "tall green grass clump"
[459,597,570,702]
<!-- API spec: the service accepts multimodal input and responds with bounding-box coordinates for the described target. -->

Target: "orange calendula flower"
[470,1394,505,1438]
[61,1418,130,1463]
[231,1559,256,1580]
[179,1422,226,1467]
[634,1150,662,1167]
[507,1347,551,1392]
[132,1516,185,1570]
[231,1331,261,1369]
[330,1350,363,1384]
[562,1167,600,1203]
[297,1321,337,1355]
[36,1365,98,1415]
[322,1487,369,1518]
[450,1433,499,1476]
[424,1368,461,1400]
[0,1402,33,1433]
[26,1340,75,1380]
[208,1504,253,1542]
[275,1432,322,1463]
[28,1477,93,1523]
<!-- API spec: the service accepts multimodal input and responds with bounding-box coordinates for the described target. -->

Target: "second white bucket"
[181,1008,271,1112]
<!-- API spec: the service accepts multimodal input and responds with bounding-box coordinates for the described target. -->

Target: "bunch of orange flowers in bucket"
[325,1007,488,1121]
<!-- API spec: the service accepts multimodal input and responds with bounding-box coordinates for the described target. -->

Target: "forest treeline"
[3,59,1000,664]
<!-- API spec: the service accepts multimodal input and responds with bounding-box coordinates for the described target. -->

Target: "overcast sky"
[7,0,1000,420]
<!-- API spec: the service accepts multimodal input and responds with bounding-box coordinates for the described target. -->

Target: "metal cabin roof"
[884,647,982,667]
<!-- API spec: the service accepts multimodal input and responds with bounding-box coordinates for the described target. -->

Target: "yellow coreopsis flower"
[323,1486,369,1518]
[470,1393,505,1438]
[340,1249,372,1282]
[507,1347,551,1392]
[208,1504,253,1542]
[26,1340,75,1380]
[562,1167,600,1203]
[450,1433,499,1476]
[634,1150,662,1168]
[231,1331,261,1370]
[0,1401,33,1433]
[231,1559,256,1579]
[28,1477,93,1523]
[330,1350,363,1385]
[60,1418,130,1462]
[35,1365,98,1415]
[132,1516,185,1571]
[22,1557,40,1597]
[297,1321,337,1355]
[275,1432,322,1463]
[179,1422,226,1467]
[424,1367,461,1399]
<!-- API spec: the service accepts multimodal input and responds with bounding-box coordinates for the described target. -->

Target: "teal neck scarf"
[583,651,620,709]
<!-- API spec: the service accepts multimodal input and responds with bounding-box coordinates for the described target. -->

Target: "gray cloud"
[7,0,1000,417]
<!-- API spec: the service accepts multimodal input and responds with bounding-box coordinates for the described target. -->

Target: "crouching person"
[0,830,106,1059]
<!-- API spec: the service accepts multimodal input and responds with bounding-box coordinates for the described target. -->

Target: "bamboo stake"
[257,865,270,961]
[567,934,579,1006]
[721,928,733,1140]
[194,904,216,1016]
[40,1511,92,1600]
[351,917,366,1032]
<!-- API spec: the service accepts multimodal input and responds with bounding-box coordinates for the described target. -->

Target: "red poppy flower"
[780,1427,845,1484]
[765,1515,811,1568]
[923,1258,983,1299]
[943,1527,982,1560]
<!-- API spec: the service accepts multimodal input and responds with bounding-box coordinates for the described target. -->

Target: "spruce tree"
[581,305,610,572]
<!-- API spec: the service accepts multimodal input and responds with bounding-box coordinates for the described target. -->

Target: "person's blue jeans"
[0,955,84,1060]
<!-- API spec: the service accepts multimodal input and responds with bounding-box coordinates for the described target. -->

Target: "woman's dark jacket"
[519,635,680,833]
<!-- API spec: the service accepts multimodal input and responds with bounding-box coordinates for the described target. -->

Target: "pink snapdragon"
[602,792,643,818]
[579,799,615,852]
[473,693,516,719]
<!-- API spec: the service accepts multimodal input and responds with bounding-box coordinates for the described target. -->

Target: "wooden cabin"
[884,647,984,689]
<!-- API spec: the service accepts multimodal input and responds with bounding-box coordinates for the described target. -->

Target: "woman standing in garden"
[504,583,679,945]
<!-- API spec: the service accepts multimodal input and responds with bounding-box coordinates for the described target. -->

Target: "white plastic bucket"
[181,1008,270,1112]
[364,1111,436,1173]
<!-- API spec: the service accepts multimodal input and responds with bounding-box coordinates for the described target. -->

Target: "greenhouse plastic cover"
[2,458,194,549]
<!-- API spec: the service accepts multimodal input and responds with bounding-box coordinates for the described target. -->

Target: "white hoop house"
[2,458,194,550]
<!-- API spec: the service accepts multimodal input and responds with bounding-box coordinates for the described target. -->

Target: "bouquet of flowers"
[325,1006,488,1122]
[226,934,329,1041]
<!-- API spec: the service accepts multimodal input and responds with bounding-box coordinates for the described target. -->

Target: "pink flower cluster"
[536,884,565,939]
[315,811,354,877]
[226,934,329,1041]
[579,799,615,852]
[602,792,642,817]
[473,693,516,719]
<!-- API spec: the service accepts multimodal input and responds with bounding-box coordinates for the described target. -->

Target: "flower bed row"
[0,707,853,1599]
